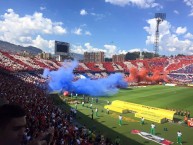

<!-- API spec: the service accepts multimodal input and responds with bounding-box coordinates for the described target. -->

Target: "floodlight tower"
[154,13,166,56]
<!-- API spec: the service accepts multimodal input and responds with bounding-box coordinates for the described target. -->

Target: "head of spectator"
[0,104,26,145]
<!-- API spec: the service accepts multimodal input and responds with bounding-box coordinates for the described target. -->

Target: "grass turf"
[70,85,193,145]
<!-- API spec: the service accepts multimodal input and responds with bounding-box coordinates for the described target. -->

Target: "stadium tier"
[1,50,193,78]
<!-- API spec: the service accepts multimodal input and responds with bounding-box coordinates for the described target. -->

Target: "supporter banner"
[135,113,165,123]
[187,84,193,87]
[111,100,175,121]
[165,84,176,86]
[188,120,193,127]
[131,130,173,145]
[104,105,128,114]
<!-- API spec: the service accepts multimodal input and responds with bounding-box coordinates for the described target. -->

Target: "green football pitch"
[70,85,193,145]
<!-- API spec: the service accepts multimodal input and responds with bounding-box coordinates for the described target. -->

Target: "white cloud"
[71,45,85,54]
[84,43,105,52]
[104,44,118,57]
[127,48,152,53]
[144,18,171,45]
[0,9,67,36]
[128,48,140,52]
[168,47,176,52]
[184,32,193,39]
[144,18,193,54]
[118,49,127,54]
[80,9,88,16]
[72,43,153,57]
[85,31,92,36]
[7,35,55,53]
[32,35,55,53]
[173,10,179,14]
[40,6,46,11]
[0,9,67,53]
[80,24,87,27]
[79,9,105,20]
[105,0,162,8]
[72,43,127,58]
[184,0,193,16]
[90,12,105,20]
[189,12,193,16]
[72,26,91,36]
[176,27,187,35]
[189,46,193,50]
[73,28,82,35]
[53,25,67,34]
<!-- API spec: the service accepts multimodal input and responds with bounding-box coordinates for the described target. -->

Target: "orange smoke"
[125,67,169,83]
[138,68,148,81]
[125,67,138,82]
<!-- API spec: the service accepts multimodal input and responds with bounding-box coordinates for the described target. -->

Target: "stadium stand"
[84,62,102,72]
[1,48,193,144]
[0,72,111,144]
[1,49,193,82]
[78,63,90,71]
[102,62,115,72]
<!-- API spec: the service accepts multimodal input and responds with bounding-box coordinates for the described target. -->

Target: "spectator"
[0,104,26,145]
[0,72,108,145]
[115,136,120,145]
[0,104,54,145]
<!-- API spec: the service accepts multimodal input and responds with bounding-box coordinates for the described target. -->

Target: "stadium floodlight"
[154,13,166,56]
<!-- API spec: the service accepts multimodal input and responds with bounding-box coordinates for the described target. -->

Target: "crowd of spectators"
[2,48,193,145]
[10,54,53,70]
[0,72,112,145]
[0,50,60,72]
[172,64,193,74]
[147,58,168,72]
[0,51,28,71]
[2,49,193,83]
[14,72,47,90]
[168,74,193,83]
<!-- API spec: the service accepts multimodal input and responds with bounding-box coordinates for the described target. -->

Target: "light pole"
[154,13,166,56]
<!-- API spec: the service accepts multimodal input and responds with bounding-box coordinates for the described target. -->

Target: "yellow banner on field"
[135,113,166,123]
[104,100,175,123]
[104,105,128,114]
[111,100,175,120]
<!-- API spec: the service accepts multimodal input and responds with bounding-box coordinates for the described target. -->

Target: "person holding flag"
[90,103,93,109]
[82,101,84,107]
[95,108,98,117]
[150,123,156,135]
[141,117,144,125]
[119,115,122,126]
[177,131,182,145]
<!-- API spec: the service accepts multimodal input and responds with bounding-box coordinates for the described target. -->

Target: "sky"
[0,0,193,57]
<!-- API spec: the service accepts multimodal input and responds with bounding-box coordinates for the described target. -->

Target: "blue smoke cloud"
[43,60,128,97]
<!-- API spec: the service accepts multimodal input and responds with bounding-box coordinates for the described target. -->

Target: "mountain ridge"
[0,40,42,54]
